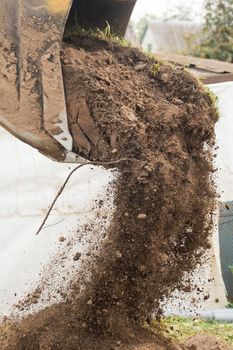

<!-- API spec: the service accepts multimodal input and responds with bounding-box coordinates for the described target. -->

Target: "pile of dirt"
[184,334,233,350]
[0,35,219,349]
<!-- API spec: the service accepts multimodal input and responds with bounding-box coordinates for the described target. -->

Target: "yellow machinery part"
[45,0,71,15]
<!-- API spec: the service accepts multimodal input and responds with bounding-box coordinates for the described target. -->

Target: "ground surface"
[1,316,233,350]
[153,317,233,347]
[184,334,233,350]
[0,33,219,349]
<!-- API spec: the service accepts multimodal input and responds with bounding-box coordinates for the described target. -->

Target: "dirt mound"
[184,334,233,350]
[0,35,218,349]
[0,304,181,350]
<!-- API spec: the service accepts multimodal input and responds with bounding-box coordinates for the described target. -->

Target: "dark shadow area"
[65,0,136,36]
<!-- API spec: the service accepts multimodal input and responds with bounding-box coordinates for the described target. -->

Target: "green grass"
[152,316,233,346]
[94,24,130,47]
[150,62,164,76]
[64,21,130,48]
[202,85,220,120]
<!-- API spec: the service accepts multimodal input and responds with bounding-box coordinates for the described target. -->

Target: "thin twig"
[43,219,65,230]
[36,158,130,235]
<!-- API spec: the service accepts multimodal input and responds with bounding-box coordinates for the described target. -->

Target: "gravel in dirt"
[0,35,219,350]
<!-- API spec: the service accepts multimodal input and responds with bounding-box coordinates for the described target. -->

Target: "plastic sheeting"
[214,82,233,202]
[0,132,114,317]
[0,81,233,318]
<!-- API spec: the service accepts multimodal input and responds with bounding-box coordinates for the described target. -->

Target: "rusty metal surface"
[0,0,80,162]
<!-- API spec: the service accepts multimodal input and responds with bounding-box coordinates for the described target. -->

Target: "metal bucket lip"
[0,0,136,163]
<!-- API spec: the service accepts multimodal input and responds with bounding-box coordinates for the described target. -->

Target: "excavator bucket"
[0,0,137,162]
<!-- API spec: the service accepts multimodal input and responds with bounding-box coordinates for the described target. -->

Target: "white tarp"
[0,81,233,319]
[214,82,233,201]
[0,133,114,317]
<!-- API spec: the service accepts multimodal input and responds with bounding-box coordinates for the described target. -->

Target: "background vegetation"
[135,0,233,63]
[192,0,233,63]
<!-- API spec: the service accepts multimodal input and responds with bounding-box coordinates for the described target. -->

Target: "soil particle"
[73,252,82,261]
[137,214,147,220]
[59,236,66,242]
[0,35,218,349]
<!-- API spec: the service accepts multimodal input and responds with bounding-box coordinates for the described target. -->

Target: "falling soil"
[0,35,219,349]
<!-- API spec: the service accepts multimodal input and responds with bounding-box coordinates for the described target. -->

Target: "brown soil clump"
[0,35,218,349]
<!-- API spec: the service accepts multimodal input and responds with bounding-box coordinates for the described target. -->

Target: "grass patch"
[152,316,233,346]
[151,62,164,77]
[64,21,130,47]
[203,85,220,120]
